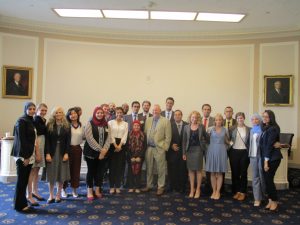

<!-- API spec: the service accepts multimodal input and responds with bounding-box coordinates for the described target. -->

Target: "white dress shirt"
[108,120,128,144]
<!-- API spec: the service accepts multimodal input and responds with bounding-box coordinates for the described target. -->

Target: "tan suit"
[144,116,171,189]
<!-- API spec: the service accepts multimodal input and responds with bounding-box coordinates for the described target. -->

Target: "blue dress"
[205,127,228,173]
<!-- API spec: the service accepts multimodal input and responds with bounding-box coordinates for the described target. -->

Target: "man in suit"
[201,104,214,130]
[139,100,152,119]
[161,97,175,122]
[201,104,215,194]
[267,80,289,104]
[7,72,26,96]
[166,110,188,193]
[223,106,236,129]
[124,101,145,132]
[142,104,172,196]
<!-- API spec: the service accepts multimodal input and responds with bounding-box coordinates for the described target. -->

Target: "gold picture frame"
[264,75,293,106]
[2,65,33,99]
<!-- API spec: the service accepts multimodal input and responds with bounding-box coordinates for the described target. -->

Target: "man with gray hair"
[142,104,172,196]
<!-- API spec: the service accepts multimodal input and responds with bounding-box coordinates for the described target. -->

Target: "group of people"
[11,97,282,213]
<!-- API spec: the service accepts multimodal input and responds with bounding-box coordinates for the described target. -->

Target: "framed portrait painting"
[2,65,33,99]
[264,75,293,106]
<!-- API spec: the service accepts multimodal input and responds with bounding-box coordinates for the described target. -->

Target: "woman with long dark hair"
[83,106,111,200]
[62,107,84,198]
[108,107,128,194]
[260,110,282,211]
[11,102,38,212]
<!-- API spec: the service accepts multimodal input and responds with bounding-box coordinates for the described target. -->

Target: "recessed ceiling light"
[102,10,148,19]
[151,11,197,21]
[196,12,245,22]
[53,9,103,18]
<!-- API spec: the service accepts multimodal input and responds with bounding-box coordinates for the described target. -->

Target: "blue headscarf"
[251,113,262,134]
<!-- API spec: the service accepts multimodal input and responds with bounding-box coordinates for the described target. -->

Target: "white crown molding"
[1,15,300,42]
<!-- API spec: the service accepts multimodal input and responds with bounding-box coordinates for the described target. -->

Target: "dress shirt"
[165,111,172,120]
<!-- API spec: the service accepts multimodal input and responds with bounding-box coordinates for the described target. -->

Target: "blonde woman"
[182,111,208,199]
[27,103,48,205]
[45,107,71,203]
[205,114,230,200]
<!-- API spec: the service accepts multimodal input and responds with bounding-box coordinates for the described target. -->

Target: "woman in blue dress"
[205,113,230,200]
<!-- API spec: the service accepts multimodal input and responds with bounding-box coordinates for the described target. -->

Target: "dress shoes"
[32,193,46,201]
[141,187,151,192]
[156,188,164,196]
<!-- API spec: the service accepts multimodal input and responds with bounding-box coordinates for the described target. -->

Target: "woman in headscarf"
[83,106,111,200]
[127,120,147,193]
[11,102,39,212]
[249,113,265,207]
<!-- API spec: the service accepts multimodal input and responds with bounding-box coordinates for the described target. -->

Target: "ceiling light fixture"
[150,11,197,21]
[196,12,245,22]
[53,9,103,18]
[102,10,149,19]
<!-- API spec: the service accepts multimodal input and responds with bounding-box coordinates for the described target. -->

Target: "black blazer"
[45,124,71,157]
[166,121,188,162]
[11,115,36,159]
[223,119,237,128]
[161,110,175,122]
[182,124,208,156]
[260,126,283,162]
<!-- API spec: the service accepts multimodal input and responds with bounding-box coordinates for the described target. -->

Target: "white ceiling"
[0,0,300,40]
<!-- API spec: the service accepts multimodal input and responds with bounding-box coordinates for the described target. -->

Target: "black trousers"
[14,159,32,211]
[109,140,125,188]
[263,159,281,201]
[229,148,250,194]
[85,156,105,188]
[167,154,187,192]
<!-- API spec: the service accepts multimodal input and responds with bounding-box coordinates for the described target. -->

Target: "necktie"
[203,118,207,128]
[227,121,230,129]
[177,124,181,134]
[134,114,137,121]
[167,112,170,119]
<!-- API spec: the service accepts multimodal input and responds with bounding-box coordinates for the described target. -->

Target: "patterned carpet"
[0,181,299,225]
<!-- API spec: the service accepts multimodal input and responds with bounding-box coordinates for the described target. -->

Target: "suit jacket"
[201,116,215,131]
[138,112,152,119]
[260,126,283,162]
[124,113,146,132]
[144,116,172,152]
[166,121,188,162]
[7,82,26,96]
[223,118,237,128]
[182,124,208,156]
[229,125,251,149]
[268,89,289,104]
[45,124,71,157]
[11,115,36,159]
[161,110,175,122]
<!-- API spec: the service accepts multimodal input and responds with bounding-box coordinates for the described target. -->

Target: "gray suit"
[124,113,145,132]
[144,116,172,189]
